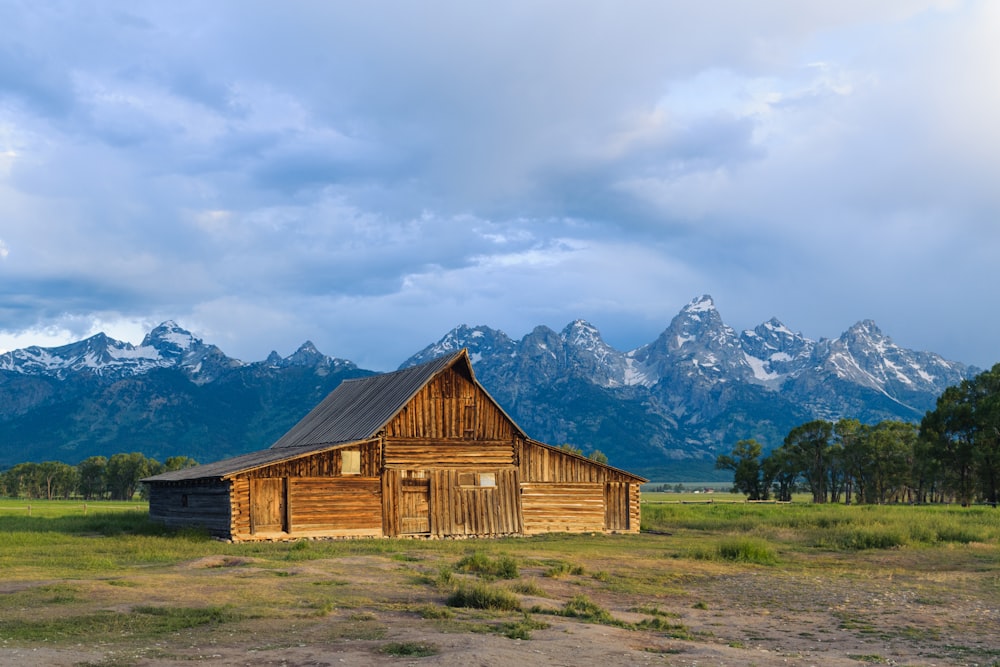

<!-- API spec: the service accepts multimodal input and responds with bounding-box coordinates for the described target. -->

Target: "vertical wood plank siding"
[383,369,514,442]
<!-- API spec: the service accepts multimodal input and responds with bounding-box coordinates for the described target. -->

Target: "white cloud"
[0,1,998,369]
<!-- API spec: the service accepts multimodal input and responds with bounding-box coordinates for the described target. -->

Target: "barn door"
[604,482,629,531]
[399,473,431,534]
[250,478,287,534]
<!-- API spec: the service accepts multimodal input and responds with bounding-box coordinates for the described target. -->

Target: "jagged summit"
[142,320,200,357]
[0,297,984,476]
[0,321,353,382]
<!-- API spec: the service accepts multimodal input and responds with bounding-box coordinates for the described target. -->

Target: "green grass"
[454,551,519,579]
[1,496,998,664]
[378,641,439,657]
[445,582,521,611]
[0,605,245,642]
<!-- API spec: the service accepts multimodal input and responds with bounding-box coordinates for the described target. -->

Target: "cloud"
[0,1,998,370]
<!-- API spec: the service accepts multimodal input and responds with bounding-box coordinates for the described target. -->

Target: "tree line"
[1,453,197,501]
[717,363,1000,506]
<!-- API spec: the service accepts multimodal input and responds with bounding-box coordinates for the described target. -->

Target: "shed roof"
[141,441,364,483]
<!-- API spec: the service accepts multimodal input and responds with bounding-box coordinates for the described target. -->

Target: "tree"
[77,456,108,500]
[587,450,609,465]
[835,419,864,504]
[783,420,834,503]
[36,461,77,500]
[163,456,199,472]
[716,439,770,500]
[106,452,157,501]
[865,421,917,504]
[919,364,1000,506]
[764,445,798,502]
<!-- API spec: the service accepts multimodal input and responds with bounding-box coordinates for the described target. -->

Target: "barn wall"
[147,481,231,538]
[228,441,383,541]
[519,441,636,483]
[288,477,382,536]
[521,482,605,534]
[518,441,642,534]
[381,467,522,537]
[383,368,516,442]
[384,438,514,468]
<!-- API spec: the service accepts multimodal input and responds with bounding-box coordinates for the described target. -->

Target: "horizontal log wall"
[288,477,382,536]
[147,482,231,537]
[520,482,606,534]
[384,438,514,468]
[228,442,382,540]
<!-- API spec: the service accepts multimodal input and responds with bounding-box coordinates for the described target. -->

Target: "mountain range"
[0,296,980,479]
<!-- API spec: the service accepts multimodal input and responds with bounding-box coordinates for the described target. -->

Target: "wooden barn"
[143,349,645,541]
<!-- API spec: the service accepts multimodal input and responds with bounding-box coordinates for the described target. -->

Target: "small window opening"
[479,472,496,488]
[341,449,361,475]
[181,494,189,507]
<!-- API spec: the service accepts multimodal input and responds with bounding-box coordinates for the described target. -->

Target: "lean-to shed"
[143,349,646,541]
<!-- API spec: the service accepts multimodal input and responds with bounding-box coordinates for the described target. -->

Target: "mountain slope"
[402,295,977,477]
[0,298,981,479]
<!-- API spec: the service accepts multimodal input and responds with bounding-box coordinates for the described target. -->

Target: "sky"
[1,1,998,372]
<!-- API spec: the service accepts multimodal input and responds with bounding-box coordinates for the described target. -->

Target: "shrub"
[542,560,584,578]
[446,583,521,611]
[454,552,519,579]
[716,538,778,565]
[378,641,438,657]
[559,595,615,624]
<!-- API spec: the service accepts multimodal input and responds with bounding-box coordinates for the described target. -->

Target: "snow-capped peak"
[141,321,200,357]
[684,294,716,313]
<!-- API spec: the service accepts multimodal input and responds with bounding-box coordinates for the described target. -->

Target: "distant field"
[1,498,998,666]
[0,498,147,517]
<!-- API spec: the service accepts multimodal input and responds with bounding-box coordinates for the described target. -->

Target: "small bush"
[454,552,519,579]
[378,641,438,657]
[416,604,455,619]
[446,583,521,611]
[634,616,693,639]
[498,613,549,640]
[559,594,615,624]
[716,538,778,565]
[826,527,907,550]
[508,580,546,596]
[542,560,585,578]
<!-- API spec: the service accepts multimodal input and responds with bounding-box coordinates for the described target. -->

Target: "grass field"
[1,497,998,666]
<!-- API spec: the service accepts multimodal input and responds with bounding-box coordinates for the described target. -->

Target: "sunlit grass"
[1,496,997,663]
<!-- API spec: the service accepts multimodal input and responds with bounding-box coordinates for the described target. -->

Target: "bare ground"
[1,542,997,666]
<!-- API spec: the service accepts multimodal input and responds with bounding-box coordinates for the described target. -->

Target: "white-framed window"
[341,449,361,475]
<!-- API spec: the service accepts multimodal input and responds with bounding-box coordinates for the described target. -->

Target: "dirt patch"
[1,547,997,666]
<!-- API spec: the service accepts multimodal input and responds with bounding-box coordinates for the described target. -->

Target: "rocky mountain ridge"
[0,296,980,478]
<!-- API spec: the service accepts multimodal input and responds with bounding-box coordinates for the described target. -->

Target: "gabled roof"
[269,348,525,449]
[143,349,526,483]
